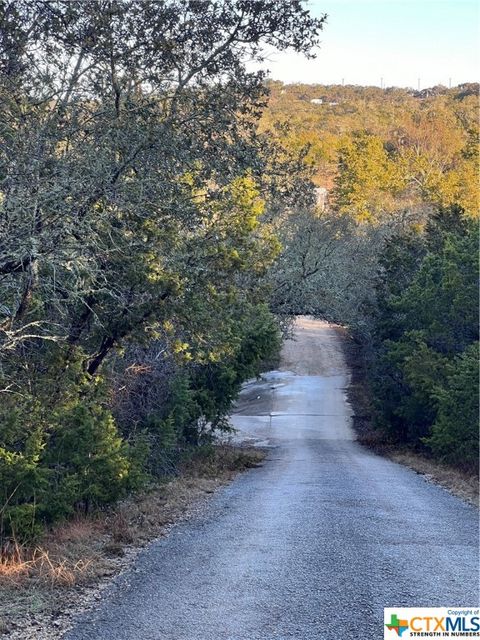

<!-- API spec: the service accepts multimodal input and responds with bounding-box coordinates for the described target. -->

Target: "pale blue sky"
[250,0,479,87]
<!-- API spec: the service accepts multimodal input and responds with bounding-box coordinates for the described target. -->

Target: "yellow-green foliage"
[333,132,404,221]
[261,82,479,220]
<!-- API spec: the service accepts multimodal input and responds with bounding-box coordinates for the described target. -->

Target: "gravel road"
[65,317,479,640]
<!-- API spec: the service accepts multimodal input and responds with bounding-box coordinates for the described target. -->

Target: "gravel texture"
[65,317,479,640]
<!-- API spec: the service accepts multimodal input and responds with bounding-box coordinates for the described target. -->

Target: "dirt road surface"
[65,317,479,640]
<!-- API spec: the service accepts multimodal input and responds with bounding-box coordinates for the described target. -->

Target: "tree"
[425,342,479,470]
[0,0,325,542]
[268,205,417,338]
[368,208,479,461]
[333,131,403,221]
[0,0,324,369]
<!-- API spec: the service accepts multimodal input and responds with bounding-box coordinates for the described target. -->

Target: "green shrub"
[368,208,479,468]
[0,303,282,542]
[424,342,479,469]
[0,392,134,542]
[44,401,132,515]
[0,447,49,543]
[373,334,448,443]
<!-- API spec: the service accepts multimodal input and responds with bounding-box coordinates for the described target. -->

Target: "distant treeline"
[262,81,479,219]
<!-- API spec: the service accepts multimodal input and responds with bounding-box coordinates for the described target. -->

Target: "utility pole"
[449,77,452,88]
[342,77,344,86]
[381,76,384,89]
[417,77,421,91]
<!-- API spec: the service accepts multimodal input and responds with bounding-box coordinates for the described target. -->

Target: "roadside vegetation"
[1,0,478,593]
[0,0,323,551]
[369,208,478,471]
[0,444,264,638]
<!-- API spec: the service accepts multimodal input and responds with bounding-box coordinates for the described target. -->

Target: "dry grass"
[389,450,479,507]
[0,444,265,639]
[0,539,95,588]
[0,531,99,637]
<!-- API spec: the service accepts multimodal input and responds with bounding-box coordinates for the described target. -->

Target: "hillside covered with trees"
[262,81,479,218]
[0,0,478,551]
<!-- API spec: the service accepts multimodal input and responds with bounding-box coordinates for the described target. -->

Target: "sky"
[249,0,479,88]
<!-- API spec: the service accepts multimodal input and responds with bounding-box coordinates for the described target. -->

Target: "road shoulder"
[0,446,265,640]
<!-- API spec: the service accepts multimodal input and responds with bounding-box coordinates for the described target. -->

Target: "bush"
[424,342,479,469]
[44,401,132,516]
[368,207,479,468]
[0,303,282,543]
[0,392,134,543]
[373,335,448,443]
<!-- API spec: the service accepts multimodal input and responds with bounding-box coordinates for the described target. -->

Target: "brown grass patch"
[0,444,265,639]
[0,539,96,588]
[388,449,479,507]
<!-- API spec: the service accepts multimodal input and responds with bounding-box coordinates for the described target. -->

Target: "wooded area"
[0,0,478,547]
[0,0,323,544]
[263,82,479,472]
